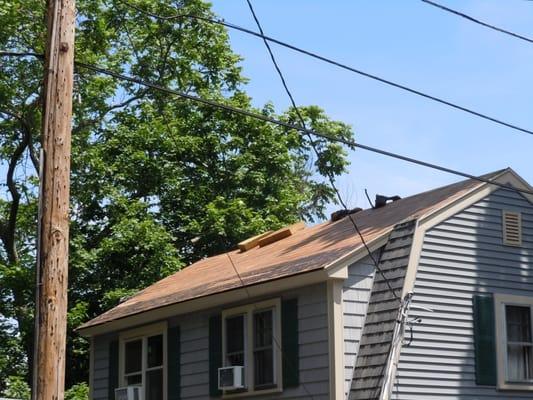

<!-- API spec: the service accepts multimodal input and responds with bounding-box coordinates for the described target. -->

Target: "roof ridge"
[384,168,507,206]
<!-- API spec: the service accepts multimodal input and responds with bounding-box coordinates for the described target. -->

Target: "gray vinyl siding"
[180,283,329,400]
[343,256,376,398]
[90,283,329,400]
[394,188,533,399]
[179,311,209,399]
[91,333,116,400]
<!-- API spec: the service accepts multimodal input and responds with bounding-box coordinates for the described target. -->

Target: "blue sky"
[210,0,533,215]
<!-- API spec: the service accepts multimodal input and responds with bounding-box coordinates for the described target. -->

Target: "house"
[78,167,533,400]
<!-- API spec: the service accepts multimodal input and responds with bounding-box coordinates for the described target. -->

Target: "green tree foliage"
[2,376,30,400]
[0,0,354,391]
[0,320,27,393]
[65,382,89,400]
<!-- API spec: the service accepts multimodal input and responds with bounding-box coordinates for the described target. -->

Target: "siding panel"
[395,188,533,399]
[178,283,329,400]
[343,257,376,397]
[91,333,116,400]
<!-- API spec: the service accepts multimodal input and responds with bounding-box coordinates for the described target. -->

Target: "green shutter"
[209,315,222,397]
[282,298,299,388]
[108,339,119,400]
[168,326,180,400]
[473,294,497,385]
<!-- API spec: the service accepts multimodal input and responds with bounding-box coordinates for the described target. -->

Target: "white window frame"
[221,298,282,398]
[119,321,168,400]
[494,294,533,391]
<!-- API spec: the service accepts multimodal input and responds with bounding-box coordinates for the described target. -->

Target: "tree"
[2,376,30,400]
[0,0,354,390]
[0,319,26,393]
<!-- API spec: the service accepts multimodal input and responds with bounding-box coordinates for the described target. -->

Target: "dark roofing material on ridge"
[350,220,416,399]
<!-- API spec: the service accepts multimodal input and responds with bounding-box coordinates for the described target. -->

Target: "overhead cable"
[2,51,532,198]
[245,0,398,299]
[421,0,533,44]
[114,0,533,137]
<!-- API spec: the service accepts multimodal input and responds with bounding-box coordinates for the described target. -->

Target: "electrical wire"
[245,0,398,299]
[421,0,533,44]
[74,62,533,198]
[113,0,533,137]
[2,51,533,200]
[364,189,375,209]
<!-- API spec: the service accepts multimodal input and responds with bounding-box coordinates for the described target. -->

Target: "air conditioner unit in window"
[115,386,142,400]
[218,366,245,390]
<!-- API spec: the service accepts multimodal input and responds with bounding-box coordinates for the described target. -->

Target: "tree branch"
[0,110,34,264]
[4,132,30,264]
[0,108,40,173]
[73,92,145,134]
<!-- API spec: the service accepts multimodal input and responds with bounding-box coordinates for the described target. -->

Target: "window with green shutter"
[220,299,282,395]
[208,297,299,396]
[118,322,167,400]
[493,293,533,391]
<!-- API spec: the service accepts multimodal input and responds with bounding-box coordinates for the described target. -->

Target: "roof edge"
[78,268,332,337]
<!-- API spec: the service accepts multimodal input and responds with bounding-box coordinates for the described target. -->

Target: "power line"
[421,0,533,44]
[113,0,533,137]
[245,0,398,299]
[72,62,533,198]
[2,51,532,199]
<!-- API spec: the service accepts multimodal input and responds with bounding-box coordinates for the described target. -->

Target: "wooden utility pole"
[34,0,75,398]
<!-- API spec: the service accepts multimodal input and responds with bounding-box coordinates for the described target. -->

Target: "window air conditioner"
[218,366,245,390]
[115,386,142,400]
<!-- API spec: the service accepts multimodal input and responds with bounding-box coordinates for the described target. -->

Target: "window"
[253,310,274,388]
[222,299,282,396]
[226,315,245,367]
[506,306,533,381]
[495,294,533,390]
[120,322,167,400]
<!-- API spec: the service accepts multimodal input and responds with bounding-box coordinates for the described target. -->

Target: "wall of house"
[179,283,329,400]
[90,282,330,400]
[394,188,533,399]
[343,255,376,398]
[91,333,117,400]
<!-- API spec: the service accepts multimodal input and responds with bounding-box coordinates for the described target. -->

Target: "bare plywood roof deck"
[79,171,505,331]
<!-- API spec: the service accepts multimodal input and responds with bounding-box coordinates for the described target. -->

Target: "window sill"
[222,386,282,399]
[498,382,533,391]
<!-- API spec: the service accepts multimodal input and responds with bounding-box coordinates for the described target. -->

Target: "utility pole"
[34,0,75,397]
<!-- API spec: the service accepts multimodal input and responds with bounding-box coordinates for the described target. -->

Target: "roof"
[79,169,507,332]
[350,220,416,399]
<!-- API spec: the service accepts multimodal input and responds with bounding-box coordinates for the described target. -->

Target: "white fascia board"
[327,279,344,400]
[494,168,533,204]
[402,183,493,297]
